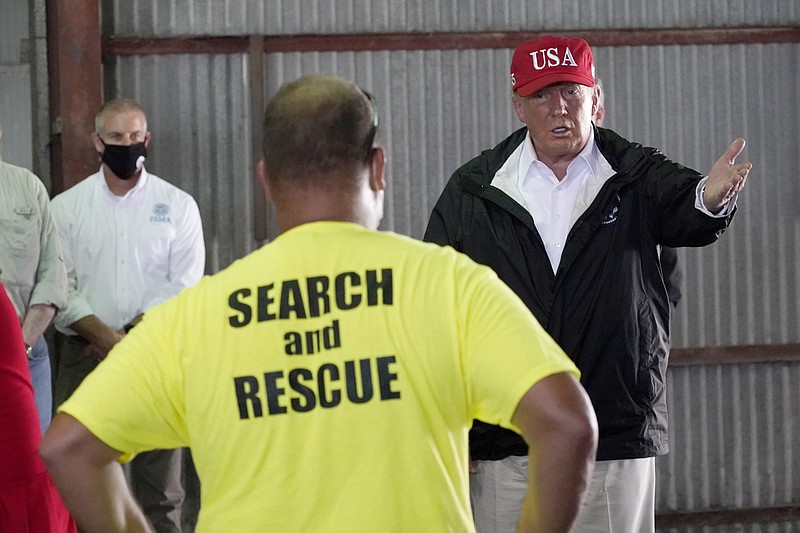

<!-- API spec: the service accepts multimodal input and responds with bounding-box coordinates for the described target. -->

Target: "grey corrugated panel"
[595,43,799,349]
[107,42,799,349]
[109,54,254,275]
[0,0,35,172]
[657,362,800,517]
[30,0,50,188]
[264,48,517,239]
[659,525,800,533]
[108,0,800,37]
[0,0,28,64]
[0,65,34,170]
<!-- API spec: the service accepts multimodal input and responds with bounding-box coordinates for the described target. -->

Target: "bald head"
[262,75,377,192]
[95,99,148,135]
[258,75,386,233]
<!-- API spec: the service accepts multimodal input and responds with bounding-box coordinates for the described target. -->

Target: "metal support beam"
[46,0,102,193]
[248,35,267,243]
[657,505,800,529]
[103,26,800,57]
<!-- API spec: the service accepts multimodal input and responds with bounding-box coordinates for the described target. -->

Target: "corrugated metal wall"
[113,42,800,347]
[596,43,800,349]
[106,0,797,35]
[263,47,521,237]
[97,1,800,530]
[0,0,34,170]
[661,362,800,531]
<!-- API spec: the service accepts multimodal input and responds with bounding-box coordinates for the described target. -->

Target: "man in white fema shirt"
[50,98,205,533]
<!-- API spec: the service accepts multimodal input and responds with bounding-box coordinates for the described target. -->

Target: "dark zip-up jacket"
[424,126,734,460]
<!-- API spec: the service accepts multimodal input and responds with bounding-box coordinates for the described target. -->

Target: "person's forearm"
[21,303,57,346]
[70,315,124,358]
[512,374,598,533]
[518,432,596,532]
[41,414,154,533]
[70,315,113,341]
[55,460,153,533]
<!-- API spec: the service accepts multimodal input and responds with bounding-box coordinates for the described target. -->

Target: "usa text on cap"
[510,35,596,97]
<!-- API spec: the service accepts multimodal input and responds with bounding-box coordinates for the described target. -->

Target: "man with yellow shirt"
[40,74,597,533]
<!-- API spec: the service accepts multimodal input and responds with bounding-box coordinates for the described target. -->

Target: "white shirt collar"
[489,127,615,212]
[518,128,602,187]
[99,165,150,199]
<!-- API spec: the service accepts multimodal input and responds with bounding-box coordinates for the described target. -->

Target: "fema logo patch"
[600,195,620,226]
[150,203,171,223]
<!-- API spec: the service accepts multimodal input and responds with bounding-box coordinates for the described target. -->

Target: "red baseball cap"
[510,35,595,96]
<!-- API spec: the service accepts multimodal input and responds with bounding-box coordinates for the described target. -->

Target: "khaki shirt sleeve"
[28,175,68,310]
[0,164,67,318]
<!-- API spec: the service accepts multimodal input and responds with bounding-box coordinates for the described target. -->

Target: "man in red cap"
[425,35,752,532]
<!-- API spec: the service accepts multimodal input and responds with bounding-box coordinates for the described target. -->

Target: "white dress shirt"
[51,166,205,333]
[492,129,734,273]
[517,132,613,272]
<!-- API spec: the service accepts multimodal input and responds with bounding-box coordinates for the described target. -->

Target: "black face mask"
[101,141,147,180]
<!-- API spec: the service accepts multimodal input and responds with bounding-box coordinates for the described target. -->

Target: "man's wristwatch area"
[25,343,32,357]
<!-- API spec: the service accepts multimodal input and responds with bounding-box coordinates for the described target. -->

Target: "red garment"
[0,284,76,533]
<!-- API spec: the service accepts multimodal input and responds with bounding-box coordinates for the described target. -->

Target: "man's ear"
[593,104,605,126]
[256,160,273,203]
[144,131,153,148]
[511,97,526,123]
[90,132,105,154]
[368,146,386,192]
[591,85,603,125]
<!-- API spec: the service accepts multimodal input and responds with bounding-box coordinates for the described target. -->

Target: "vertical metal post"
[46,0,102,193]
[248,35,267,242]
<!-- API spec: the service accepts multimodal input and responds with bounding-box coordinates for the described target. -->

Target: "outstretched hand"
[702,138,752,213]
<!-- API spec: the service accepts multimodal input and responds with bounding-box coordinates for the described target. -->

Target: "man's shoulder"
[443,128,528,196]
[0,160,32,177]
[142,172,191,196]
[51,172,100,207]
[220,225,472,275]
[364,227,478,264]
[594,126,678,175]
[0,161,42,188]
[147,173,195,203]
[375,230,498,280]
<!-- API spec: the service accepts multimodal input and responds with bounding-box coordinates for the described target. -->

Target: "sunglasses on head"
[360,88,379,160]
